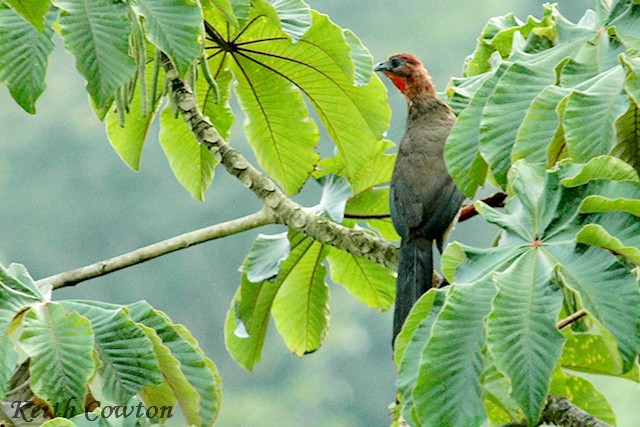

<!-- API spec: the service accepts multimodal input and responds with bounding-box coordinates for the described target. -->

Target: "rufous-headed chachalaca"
[375,53,464,343]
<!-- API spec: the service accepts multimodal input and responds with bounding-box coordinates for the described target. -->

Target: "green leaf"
[326,247,395,310]
[225,274,279,370]
[344,187,389,219]
[563,66,629,162]
[207,4,390,188]
[0,7,55,113]
[577,222,640,264]
[128,301,220,426]
[446,72,495,115]
[487,252,565,424]
[158,105,217,200]
[613,100,640,175]
[130,0,202,77]
[513,85,571,165]
[231,52,320,195]
[610,3,640,50]
[62,301,162,404]
[413,279,496,427]
[464,8,554,76]
[482,359,523,425]
[561,155,640,186]
[106,56,166,170]
[0,264,45,336]
[202,0,238,29]
[19,303,95,417]
[561,327,640,381]
[393,289,444,367]
[271,232,329,356]
[0,336,18,400]
[554,245,640,371]
[2,0,50,31]
[242,232,290,282]
[479,61,557,186]
[445,65,506,197]
[550,368,616,425]
[396,289,446,426]
[52,0,137,108]
[200,67,234,141]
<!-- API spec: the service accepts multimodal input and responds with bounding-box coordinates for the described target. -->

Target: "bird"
[374,53,465,343]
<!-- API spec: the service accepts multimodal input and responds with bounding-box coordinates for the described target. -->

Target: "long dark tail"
[393,237,433,343]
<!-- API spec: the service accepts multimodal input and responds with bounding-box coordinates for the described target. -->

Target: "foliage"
[0,263,221,426]
[0,0,639,426]
[395,3,640,426]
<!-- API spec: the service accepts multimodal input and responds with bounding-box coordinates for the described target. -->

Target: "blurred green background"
[1,1,638,426]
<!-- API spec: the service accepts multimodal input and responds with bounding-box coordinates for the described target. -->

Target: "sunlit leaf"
[271,232,329,356]
[158,105,217,200]
[106,56,166,170]
[326,247,394,311]
[2,0,50,31]
[550,368,616,425]
[225,274,279,371]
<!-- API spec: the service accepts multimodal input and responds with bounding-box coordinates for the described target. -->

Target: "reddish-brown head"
[374,53,436,100]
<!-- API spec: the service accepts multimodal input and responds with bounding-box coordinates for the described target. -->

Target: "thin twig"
[459,191,507,222]
[37,208,278,290]
[556,309,587,330]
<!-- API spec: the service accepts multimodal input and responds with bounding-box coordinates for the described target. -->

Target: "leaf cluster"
[0,263,221,426]
[397,3,640,426]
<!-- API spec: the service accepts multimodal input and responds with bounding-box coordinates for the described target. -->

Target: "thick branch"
[161,54,398,269]
[501,395,612,427]
[37,208,278,290]
[540,395,612,427]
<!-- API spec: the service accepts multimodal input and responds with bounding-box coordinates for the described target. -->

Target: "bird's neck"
[402,69,436,102]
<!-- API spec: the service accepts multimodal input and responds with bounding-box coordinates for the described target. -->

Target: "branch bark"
[540,395,612,427]
[37,208,278,289]
[500,395,612,427]
[459,191,507,222]
[161,54,398,269]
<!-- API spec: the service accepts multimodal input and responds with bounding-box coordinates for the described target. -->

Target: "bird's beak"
[374,60,391,72]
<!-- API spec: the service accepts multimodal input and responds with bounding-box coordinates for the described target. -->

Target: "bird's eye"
[390,57,401,68]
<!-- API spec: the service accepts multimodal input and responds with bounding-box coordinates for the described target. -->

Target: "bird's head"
[374,53,436,100]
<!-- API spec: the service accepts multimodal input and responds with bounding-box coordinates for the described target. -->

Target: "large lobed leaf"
[205,0,390,195]
[398,157,640,426]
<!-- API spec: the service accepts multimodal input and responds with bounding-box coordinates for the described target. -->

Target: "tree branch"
[161,54,398,269]
[500,395,612,427]
[37,208,278,290]
[459,191,507,222]
[540,395,612,427]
